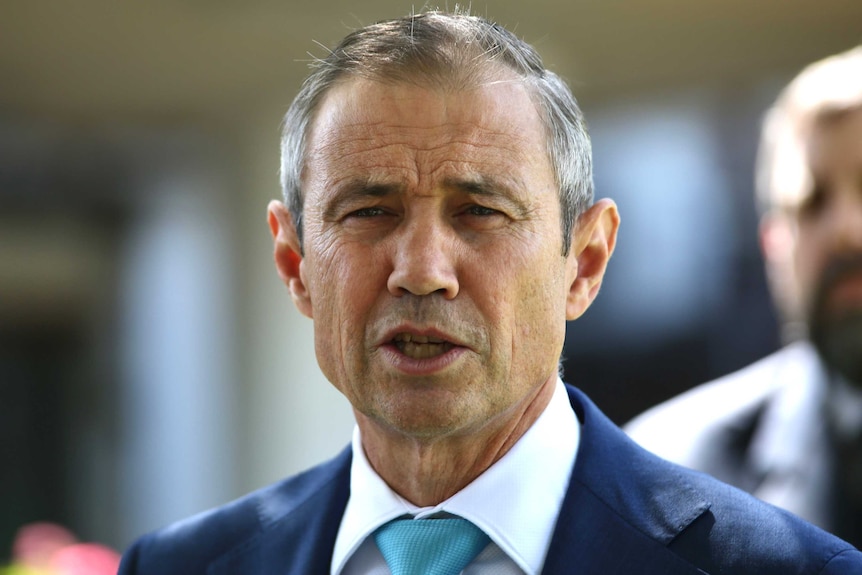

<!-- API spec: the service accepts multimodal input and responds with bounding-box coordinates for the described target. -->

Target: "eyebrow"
[321,180,403,221]
[320,174,532,220]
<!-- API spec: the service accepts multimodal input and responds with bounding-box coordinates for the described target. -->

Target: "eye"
[464,204,501,217]
[456,203,510,232]
[346,206,388,218]
[799,183,828,219]
[338,205,399,235]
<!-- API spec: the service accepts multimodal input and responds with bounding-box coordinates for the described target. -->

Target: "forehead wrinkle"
[412,124,542,181]
[317,124,539,186]
[326,92,541,152]
[307,126,421,194]
[307,81,552,206]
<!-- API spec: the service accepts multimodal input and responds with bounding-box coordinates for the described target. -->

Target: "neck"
[357,375,557,507]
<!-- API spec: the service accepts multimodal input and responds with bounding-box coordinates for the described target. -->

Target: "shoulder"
[623,344,816,465]
[672,465,862,573]
[118,446,352,575]
[565,384,861,573]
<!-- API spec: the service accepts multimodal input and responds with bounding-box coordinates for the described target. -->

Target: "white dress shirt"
[828,373,862,442]
[332,378,579,575]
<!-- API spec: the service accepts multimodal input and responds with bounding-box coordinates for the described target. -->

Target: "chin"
[810,311,862,386]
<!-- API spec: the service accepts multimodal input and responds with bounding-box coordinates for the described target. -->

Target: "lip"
[379,325,469,348]
[824,273,862,311]
[377,324,471,376]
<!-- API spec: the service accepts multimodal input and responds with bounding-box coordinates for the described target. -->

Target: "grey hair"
[756,45,862,215]
[279,10,593,256]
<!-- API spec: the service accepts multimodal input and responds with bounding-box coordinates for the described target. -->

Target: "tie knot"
[374,517,490,575]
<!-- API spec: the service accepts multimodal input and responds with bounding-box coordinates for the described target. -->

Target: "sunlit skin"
[269,75,618,506]
[763,107,862,323]
[797,108,862,318]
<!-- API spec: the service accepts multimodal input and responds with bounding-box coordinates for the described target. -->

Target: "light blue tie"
[374,517,490,575]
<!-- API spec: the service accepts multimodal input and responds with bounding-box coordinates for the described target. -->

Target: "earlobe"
[267,200,313,318]
[566,198,620,320]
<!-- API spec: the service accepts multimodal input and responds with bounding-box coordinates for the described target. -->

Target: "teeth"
[397,340,453,359]
[391,333,453,358]
[393,333,444,344]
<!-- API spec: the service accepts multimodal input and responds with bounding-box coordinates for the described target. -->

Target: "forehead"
[303,77,554,190]
[807,106,862,169]
[770,106,862,211]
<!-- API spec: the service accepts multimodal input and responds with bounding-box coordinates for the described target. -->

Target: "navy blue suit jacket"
[119,385,862,574]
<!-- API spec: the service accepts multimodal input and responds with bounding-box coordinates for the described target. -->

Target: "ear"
[758,210,804,325]
[267,200,313,318]
[566,198,620,320]
[759,211,794,265]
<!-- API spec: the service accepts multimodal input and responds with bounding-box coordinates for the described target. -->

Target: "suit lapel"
[748,343,834,528]
[208,386,712,575]
[542,487,706,575]
[207,447,353,575]
[543,387,708,574]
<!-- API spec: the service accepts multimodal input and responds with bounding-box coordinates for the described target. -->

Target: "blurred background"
[1,0,860,561]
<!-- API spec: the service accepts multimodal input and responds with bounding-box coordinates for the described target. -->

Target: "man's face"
[787,107,862,383]
[288,77,583,439]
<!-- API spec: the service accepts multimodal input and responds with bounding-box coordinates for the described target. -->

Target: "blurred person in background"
[626,46,862,546]
[118,12,861,574]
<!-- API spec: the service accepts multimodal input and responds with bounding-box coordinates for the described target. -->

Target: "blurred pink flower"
[48,544,120,575]
[11,523,77,570]
[5,522,120,575]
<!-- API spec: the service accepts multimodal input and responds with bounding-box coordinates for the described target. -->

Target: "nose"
[387,217,460,299]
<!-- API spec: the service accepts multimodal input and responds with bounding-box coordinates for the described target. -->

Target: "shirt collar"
[331,378,579,575]
[827,371,862,440]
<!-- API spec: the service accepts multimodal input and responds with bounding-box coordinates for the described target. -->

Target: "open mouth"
[820,272,862,315]
[392,333,455,359]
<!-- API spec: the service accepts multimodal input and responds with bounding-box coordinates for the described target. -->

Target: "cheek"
[307,241,387,366]
[793,227,827,292]
[303,242,351,371]
[306,230,365,310]
[517,276,567,347]
[475,243,567,351]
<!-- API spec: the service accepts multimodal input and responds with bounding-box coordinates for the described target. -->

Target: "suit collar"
[208,385,711,574]
[749,342,829,472]
[542,385,709,574]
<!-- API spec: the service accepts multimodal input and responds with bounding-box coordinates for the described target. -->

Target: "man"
[626,46,862,546]
[119,13,861,574]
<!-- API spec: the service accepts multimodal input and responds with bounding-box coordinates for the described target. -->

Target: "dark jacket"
[120,383,861,574]
[627,342,854,542]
